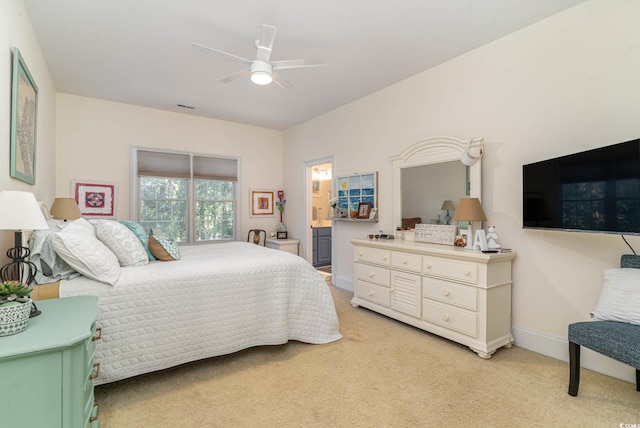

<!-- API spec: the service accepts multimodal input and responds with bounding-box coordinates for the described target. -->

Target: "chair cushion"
[568,321,640,369]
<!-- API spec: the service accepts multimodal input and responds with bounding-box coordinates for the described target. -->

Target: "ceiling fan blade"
[272,72,293,89]
[192,42,252,64]
[271,58,326,71]
[256,24,277,62]
[219,68,251,83]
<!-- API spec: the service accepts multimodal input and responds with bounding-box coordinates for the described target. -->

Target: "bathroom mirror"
[390,136,482,229]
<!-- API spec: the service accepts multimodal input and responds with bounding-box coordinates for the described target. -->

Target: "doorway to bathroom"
[304,157,334,274]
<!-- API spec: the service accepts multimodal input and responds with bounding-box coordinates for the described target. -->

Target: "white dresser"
[351,238,516,358]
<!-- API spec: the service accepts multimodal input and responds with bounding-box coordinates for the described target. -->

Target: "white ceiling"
[23,0,585,130]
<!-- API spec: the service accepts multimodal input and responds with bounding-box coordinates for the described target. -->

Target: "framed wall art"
[357,202,371,219]
[72,180,118,218]
[336,171,377,219]
[10,48,39,185]
[250,189,275,217]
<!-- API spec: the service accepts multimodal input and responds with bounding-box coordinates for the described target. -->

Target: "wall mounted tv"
[523,138,640,235]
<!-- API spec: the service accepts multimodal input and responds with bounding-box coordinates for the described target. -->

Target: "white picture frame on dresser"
[351,238,516,358]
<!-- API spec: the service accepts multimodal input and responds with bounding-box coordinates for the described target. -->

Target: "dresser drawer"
[355,262,390,287]
[423,299,477,337]
[391,251,422,272]
[355,246,391,266]
[423,278,477,311]
[355,280,390,306]
[422,256,478,284]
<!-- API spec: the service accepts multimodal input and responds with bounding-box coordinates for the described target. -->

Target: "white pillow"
[93,220,149,267]
[51,218,121,285]
[593,268,640,324]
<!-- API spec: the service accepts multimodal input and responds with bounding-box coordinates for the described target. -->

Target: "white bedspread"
[60,242,341,385]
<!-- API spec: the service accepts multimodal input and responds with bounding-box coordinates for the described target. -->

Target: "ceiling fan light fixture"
[250,61,273,85]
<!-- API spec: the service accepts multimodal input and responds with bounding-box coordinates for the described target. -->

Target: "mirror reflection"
[401,161,467,228]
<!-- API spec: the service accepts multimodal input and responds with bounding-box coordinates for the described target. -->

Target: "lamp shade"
[441,200,455,211]
[451,198,487,222]
[0,191,49,231]
[50,198,82,220]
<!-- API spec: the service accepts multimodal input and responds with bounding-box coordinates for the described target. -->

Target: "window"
[562,179,640,232]
[133,149,239,243]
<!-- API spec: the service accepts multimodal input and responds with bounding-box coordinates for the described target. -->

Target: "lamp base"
[464,224,475,250]
[30,302,41,318]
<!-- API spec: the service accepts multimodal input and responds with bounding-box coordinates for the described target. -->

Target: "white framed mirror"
[390,136,483,230]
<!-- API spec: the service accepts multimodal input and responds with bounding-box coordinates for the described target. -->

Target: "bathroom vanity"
[312,226,332,267]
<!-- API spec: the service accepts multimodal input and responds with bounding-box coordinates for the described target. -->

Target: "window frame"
[130,147,241,244]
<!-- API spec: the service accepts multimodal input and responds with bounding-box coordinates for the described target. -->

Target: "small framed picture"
[72,179,118,218]
[357,202,371,219]
[250,189,275,217]
[369,207,378,220]
[277,231,288,239]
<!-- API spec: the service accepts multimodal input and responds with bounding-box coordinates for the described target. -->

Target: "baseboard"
[333,275,354,292]
[512,326,636,384]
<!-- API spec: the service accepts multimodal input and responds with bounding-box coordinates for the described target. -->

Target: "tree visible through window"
[195,179,234,241]
[139,176,188,241]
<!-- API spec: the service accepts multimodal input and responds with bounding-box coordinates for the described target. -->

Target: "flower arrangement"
[329,197,338,208]
[275,190,286,223]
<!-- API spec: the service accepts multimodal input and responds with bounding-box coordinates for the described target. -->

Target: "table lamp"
[0,191,49,285]
[50,198,82,221]
[441,200,454,225]
[451,197,487,250]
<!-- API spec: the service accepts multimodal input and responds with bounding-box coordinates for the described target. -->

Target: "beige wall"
[56,94,284,236]
[1,0,56,251]
[283,0,640,381]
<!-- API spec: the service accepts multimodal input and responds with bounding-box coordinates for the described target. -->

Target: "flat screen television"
[522,138,640,235]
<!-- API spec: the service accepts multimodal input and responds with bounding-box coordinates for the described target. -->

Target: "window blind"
[137,151,190,178]
[194,156,238,181]
[137,150,238,181]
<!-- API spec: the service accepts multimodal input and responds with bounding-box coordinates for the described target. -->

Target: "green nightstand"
[0,295,100,428]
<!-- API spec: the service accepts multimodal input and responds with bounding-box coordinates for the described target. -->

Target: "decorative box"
[413,224,457,245]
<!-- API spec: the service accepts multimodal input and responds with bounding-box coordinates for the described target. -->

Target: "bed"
[29,217,341,385]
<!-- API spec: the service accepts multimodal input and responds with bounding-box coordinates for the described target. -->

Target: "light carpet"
[95,286,640,427]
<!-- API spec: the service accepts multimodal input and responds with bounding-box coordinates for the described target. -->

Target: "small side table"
[266,238,300,256]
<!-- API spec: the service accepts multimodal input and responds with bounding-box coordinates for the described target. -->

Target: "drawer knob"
[368,272,374,278]
[92,327,102,342]
[368,291,374,297]
[90,403,100,423]
[403,259,408,264]
[464,270,470,276]
[425,264,431,269]
[442,289,450,297]
[442,314,450,321]
[358,252,363,257]
[382,256,387,261]
[90,362,101,380]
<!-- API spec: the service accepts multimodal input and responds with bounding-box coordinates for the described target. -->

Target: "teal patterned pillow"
[120,220,156,261]
[148,229,181,261]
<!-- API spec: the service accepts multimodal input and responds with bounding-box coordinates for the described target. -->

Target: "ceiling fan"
[193,24,326,88]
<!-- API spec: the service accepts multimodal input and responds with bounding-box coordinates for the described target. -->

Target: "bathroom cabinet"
[313,227,332,267]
